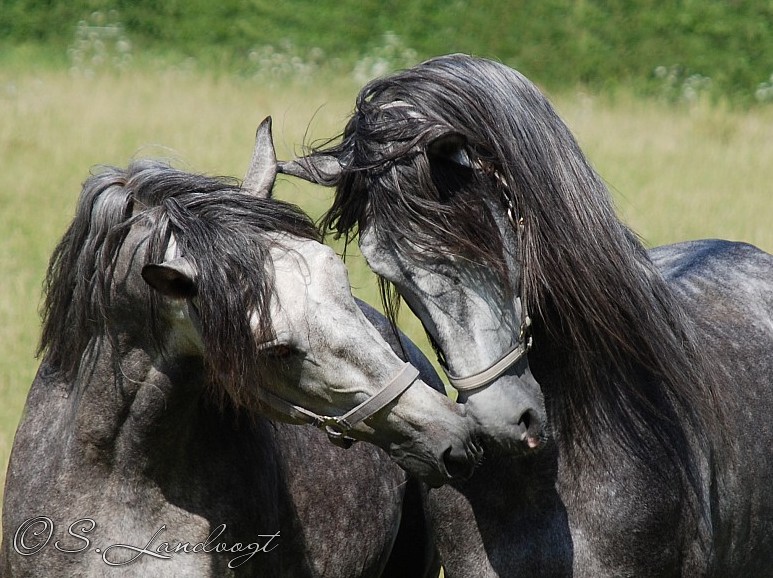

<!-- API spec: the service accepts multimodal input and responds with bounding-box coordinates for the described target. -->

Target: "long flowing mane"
[39,160,318,405]
[319,54,719,468]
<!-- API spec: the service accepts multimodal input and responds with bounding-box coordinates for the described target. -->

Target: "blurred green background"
[4,0,773,104]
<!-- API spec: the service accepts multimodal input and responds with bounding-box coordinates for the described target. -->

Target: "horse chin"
[388,438,483,488]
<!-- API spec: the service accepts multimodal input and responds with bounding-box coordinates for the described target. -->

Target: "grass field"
[1,66,772,518]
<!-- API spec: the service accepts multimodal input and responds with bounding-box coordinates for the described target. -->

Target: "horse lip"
[521,430,544,449]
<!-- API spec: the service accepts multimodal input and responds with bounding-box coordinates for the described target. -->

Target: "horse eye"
[264,344,297,359]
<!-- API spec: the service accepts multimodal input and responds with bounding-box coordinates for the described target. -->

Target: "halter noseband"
[254,362,421,448]
[444,321,531,392]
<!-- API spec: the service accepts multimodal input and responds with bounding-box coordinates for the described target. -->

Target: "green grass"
[2,65,772,523]
[5,0,773,104]
[555,94,773,249]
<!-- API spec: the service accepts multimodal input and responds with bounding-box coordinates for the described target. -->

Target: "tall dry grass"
[1,67,772,516]
[559,93,773,249]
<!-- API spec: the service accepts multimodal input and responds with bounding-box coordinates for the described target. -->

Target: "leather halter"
[255,362,420,448]
[440,200,533,394]
[445,327,530,392]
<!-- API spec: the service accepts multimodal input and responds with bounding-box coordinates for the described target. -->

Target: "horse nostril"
[517,409,543,449]
[518,409,532,431]
[442,446,475,480]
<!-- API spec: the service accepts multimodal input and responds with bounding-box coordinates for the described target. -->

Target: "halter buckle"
[321,417,355,448]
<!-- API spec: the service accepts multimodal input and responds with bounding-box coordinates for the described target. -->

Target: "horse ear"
[142,258,198,299]
[242,117,277,198]
[427,132,473,168]
[278,155,342,186]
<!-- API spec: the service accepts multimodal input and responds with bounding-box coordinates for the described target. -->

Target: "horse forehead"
[117,221,152,269]
[266,237,356,340]
[268,235,349,297]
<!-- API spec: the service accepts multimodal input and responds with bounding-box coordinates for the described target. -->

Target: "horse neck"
[68,332,212,477]
[529,312,703,485]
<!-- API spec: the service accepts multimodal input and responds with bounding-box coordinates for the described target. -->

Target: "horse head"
[279,76,550,456]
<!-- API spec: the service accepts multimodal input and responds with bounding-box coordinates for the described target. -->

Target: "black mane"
[319,54,719,468]
[40,160,319,405]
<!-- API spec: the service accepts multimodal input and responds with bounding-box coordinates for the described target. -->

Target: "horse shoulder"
[3,362,73,519]
[557,444,695,576]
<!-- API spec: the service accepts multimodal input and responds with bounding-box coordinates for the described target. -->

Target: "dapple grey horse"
[1,121,479,576]
[281,54,773,576]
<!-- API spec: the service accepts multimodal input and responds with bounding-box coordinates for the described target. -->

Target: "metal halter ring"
[320,417,354,448]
